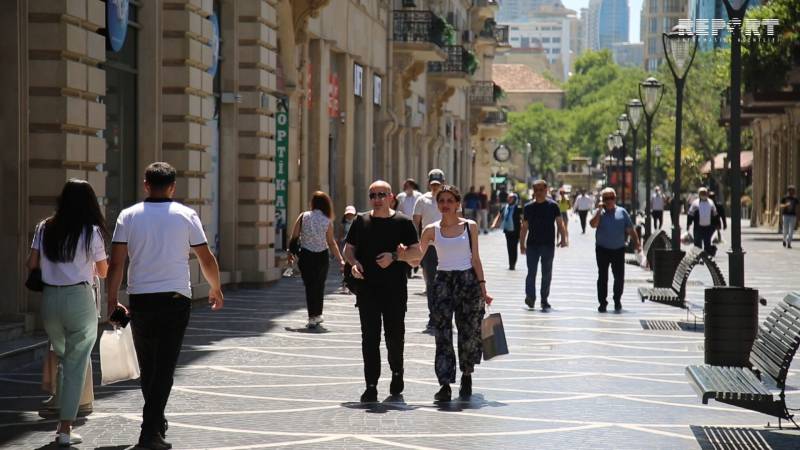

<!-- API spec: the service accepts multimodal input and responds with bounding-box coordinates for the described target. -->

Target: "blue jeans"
[525,244,555,302]
[421,246,438,327]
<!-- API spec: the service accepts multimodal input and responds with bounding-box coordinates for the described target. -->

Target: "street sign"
[275,106,289,250]
[490,176,507,183]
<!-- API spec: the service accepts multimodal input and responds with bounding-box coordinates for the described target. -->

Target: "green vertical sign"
[275,107,289,250]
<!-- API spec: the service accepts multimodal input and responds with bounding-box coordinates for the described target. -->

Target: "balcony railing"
[393,10,444,47]
[478,24,510,46]
[470,81,495,106]
[428,45,471,74]
[482,110,507,125]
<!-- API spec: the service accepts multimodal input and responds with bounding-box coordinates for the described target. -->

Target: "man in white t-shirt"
[107,162,223,450]
[573,189,594,234]
[687,187,719,255]
[394,178,421,218]
[651,186,666,230]
[413,169,444,333]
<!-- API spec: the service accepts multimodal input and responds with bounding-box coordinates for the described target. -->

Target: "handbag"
[289,213,304,255]
[100,324,140,385]
[481,308,509,360]
[26,222,45,292]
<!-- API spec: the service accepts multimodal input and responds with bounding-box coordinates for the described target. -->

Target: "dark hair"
[310,191,334,219]
[436,185,462,203]
[403,178,419,191]
[42,179,108,263]
[145,162,177,190]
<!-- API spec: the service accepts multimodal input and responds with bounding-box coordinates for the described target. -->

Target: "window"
[552,37,561,43]
[552,48,560,54]
[649,0,658,12]
[649,18,657,33]
[648,38,657,54]
[542,37,551,43]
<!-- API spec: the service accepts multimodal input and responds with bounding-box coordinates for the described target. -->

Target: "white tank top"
[433,221,473,271]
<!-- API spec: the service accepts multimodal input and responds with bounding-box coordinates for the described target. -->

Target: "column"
[236,0,280,282]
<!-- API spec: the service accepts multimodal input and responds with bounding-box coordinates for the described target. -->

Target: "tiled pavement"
[2,215,799,449]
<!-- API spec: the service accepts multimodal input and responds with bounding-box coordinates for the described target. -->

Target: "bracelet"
[478,280,486,284]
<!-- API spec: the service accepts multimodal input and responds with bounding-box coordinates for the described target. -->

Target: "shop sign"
[207,13,220,76]
[275,106,289,248]
[328,72,340,118]
[373,75,382,106]
[107,0,129,52]
[354,63,363,97]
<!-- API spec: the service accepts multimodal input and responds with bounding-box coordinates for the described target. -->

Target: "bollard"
[652,249,684,288]
[704,286,759,367]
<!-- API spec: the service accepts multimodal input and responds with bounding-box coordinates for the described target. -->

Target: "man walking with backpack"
[107,162,223,450]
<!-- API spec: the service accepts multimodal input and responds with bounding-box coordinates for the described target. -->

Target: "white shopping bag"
[636,250,646,268]
[100,325,140,385]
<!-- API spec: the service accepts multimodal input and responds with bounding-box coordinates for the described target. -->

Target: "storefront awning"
[701,151,753,174]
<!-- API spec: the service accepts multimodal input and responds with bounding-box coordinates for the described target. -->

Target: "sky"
[561,0,644,43]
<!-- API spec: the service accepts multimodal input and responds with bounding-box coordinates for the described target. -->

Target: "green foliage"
[503,48,732,191]
[443,21,457,46]
[743,0,799,92]
[465,50,479,75]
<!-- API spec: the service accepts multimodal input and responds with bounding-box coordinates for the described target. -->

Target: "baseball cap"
[428,169,445,184]
[344,205,356,215]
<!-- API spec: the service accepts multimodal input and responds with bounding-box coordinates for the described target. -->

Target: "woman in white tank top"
[418,185,492,402]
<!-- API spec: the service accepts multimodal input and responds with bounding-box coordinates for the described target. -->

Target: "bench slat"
[754,333,793,370]
[750,349,784,383]
[757,326,794,356]
[716,368,747,401]
[739,368,774,399]
[686,366,719,403]
[769,313,800,342]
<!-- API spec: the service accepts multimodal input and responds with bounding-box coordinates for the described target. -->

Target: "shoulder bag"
[288,213,304,255]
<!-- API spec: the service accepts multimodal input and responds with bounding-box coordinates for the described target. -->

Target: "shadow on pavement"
[341,395,420,414]
[691,425,800,449]
[0,266,342,447]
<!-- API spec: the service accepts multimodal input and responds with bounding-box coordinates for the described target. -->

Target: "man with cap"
[413,169,445,334]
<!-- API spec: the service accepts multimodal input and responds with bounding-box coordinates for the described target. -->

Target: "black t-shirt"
[782,196,798,216]
[523,199,561,246]
[345,211,419,289]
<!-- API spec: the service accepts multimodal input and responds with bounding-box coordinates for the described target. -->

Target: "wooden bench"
[626,229,671,268]
[638,247,727,308]
[685,292,800,427]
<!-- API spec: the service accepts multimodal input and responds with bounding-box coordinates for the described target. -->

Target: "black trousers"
[298,248,329,317]
[357,287,406,386]
[504,230,520,269]
[596,246,625,305]
[652,211,664,229]
[693,225,715,255]
[129,293,191,436]
[578,210,589,233]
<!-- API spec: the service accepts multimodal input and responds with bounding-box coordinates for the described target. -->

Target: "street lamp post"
[663,25,699,249]
[722,0,750,287]
[617,116,630,208]
[626,100,644,214]
[606,135,616,188]
[526,142,532,183]
[655,145,662,188]
[639,77,664,240]
[614,130,624,202]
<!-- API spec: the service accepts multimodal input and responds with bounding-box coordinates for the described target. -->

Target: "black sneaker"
[598,304,608,313]
[783,240,787,247]
[541,301,552,311]
[360,385,378,403]
[459,375,472,399]
[614,302,622,312]
[390,372,404,396]
[137,433,171,450]
[525,296,536,309]
[434,384,452,402]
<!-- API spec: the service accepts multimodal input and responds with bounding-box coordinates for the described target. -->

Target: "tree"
[504,103,567,180]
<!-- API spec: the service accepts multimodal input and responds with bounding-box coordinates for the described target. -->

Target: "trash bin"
[704,286,759,367]
[652,249,684,288]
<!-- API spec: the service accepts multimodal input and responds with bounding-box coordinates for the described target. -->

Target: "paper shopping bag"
[100,325,140,385]
[481,312,509,360]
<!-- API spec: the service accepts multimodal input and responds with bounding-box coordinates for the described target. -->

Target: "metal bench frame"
[638,247,727,308]
[685,293,800,428]
[626,229,672,268]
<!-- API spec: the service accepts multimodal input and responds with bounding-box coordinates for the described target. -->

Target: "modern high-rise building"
[580,0,603,52]
[641,0,688,71]
[689,0,761,51]
[497,0,554,23]
[612,42,644,67]
[598,0,630,50]
[504,3,577,80]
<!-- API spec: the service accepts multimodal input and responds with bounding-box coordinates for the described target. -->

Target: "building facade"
[503,4,576,81]
[641,0,687,71]
[0,0,509,332]
[612,41,644,67]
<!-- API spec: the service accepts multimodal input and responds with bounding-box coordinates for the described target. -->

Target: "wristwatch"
[391,252,398,262]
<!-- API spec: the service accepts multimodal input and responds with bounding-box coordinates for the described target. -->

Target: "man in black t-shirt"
[519,180,567,311]
[344,180,422,402]
[780,185,798,248]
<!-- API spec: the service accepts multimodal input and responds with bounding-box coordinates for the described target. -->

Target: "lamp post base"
[728,250,746,288]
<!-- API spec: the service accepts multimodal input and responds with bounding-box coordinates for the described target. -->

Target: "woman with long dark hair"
[288,191,344,328]
[418,185,493,401]
[26,179,109,446]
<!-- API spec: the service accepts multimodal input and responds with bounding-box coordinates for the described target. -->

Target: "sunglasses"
[368,192,389,200]
[602,196,616,201]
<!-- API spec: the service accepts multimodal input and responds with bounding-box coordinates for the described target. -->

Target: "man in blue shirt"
[590,187,641,312]
[492,193,522,270]
[520,180,567,310]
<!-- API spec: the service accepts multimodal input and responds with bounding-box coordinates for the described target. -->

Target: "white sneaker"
[56,431,82,446]
[314,315,324,325]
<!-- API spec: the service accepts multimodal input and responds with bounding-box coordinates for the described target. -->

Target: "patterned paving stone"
[1,216,799,449]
